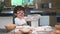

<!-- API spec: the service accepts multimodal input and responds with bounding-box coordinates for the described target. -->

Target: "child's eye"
[17,12,20,14]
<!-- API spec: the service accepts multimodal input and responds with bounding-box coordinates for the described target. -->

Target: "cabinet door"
[49,16,56,26]
[40,16,50,26]
[4,0,11,6]
[0,17,13,28]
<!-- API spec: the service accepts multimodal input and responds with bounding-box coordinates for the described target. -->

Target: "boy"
[14,6,27,26]
[5,6,31,34]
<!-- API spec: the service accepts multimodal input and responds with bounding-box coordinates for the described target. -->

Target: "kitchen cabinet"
[4,0,11,6]
[40,16,50,26]
[49,16,56,26]
[40,16,56,26]
[0,17,13,28]
[27,15,50,26]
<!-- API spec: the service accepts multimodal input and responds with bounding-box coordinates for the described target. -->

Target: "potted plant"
[0,2,3,12]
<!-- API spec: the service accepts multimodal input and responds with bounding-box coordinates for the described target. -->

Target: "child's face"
[16,10,24,18]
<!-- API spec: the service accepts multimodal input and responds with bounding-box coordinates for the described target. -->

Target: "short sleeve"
[15,18,26,26]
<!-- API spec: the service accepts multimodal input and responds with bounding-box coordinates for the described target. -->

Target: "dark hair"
[14,6,25,14]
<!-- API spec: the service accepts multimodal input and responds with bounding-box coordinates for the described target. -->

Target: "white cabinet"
[40,16,50,26]
[29,16,50,27]
[0,17,13,28]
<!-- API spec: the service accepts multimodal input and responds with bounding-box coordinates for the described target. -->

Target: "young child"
[14,6,27,26]
[5,6,32,34]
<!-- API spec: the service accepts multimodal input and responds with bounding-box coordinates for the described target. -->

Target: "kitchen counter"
[0,32,49,34]
[0,26,53,34]
[0,31,51,34]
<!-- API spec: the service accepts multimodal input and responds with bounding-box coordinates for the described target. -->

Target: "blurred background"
[0,0,60,30]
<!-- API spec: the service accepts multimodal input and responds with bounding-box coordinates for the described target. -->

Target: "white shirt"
[15,17,26,26]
